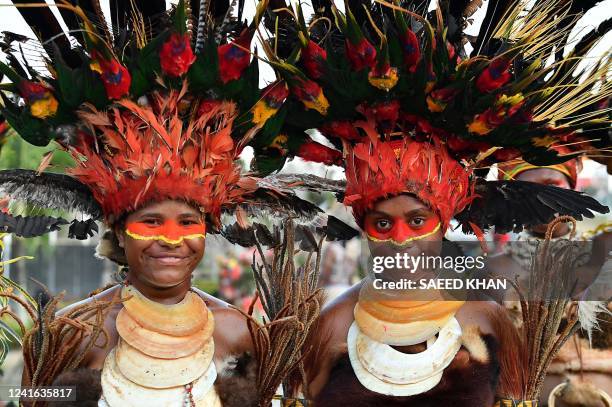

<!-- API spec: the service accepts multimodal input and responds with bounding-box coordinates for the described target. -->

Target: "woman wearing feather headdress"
[253,0,611,405]
[0,0,341,405]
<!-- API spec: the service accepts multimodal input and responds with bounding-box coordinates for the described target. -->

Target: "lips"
[146,253,190,266]
[152,256,186,266]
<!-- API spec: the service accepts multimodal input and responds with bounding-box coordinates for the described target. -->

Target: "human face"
[117,200,206,288]
[516,168,571,189]
[517,168,572,236]
[364,194,443,263]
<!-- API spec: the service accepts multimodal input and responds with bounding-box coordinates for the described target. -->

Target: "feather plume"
[456,180,609,234]
[194,0,208,54]
[69,90,254,224]
[0,169,102,219]
[577,301,612,346]
[508,217,585,401]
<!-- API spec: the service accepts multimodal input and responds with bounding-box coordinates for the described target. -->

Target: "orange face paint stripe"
[366,222,441,247]
[125,229,206,245]
[125,220,206,245]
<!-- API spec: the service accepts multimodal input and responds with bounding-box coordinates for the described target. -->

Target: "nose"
[155,238,183,249]
[391,220,413,243]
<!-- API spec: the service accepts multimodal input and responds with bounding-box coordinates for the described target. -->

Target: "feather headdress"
[253,0,610,236]
[0,0,297,237]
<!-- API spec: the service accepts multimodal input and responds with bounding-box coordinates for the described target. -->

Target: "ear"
[115,225,126,248]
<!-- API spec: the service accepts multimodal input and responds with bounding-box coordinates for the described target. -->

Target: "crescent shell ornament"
[347,319,461,396]
[101,347,218,406]
[114,337,214,388]
[115,307,214,359]
[121,285,208,336]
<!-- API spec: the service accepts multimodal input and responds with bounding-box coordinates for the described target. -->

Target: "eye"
[180,219,199,226]
[410,217,426,227]
[141,218,161,226]
[375,219,393,232]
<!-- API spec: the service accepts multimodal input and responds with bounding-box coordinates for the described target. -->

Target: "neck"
[126,273,192,305]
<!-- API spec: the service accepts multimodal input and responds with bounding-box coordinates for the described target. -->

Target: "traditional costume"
[0,1,352,405]
[252,0,611,405]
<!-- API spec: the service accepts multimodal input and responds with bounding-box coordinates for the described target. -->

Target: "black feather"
[456,180,609,234]
[469,0,514,57]
[221,222,278,247]
[68,219,99,240]
[11,0,81,67]
[0,212,68,237]
[318,215,360,241]
[295,224,319,251]
[0,169,102,219]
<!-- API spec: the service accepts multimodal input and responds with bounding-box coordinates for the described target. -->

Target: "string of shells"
[348,282,465,396]
[100,285,221,407]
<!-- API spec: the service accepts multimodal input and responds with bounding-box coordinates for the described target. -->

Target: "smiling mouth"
[148,256,188,266]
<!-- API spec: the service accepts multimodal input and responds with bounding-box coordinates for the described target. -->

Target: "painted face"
[365,216,441,247]
[117,200,206,288]
[126,219,206,244]
[364,194,444,261]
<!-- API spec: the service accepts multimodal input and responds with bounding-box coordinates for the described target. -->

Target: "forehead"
[369,194,431,216]
[128,200,201,218]
[516,168,570,184]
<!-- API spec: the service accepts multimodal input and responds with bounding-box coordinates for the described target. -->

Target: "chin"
[143,267,193,288]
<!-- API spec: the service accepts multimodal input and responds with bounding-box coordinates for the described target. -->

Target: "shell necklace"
[347,283,463,396]
[99,284,221,407]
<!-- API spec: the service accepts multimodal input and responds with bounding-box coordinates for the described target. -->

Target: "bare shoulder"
[192,287,253,357]
[319,281,363,345]
[56,284,123,318]
[53,285,123,369]
[304,281,362,397]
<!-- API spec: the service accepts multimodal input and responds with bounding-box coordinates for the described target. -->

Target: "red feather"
[66,90,254,223]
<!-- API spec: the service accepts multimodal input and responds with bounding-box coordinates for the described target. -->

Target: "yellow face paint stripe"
[125,229,205,245]
[366,222,441,248]
[503,162,572,181]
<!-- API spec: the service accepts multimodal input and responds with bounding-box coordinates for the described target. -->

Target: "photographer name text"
[372,278,507,290]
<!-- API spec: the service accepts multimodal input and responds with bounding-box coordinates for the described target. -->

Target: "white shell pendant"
[347,317,462,396]
[116,308,214,359]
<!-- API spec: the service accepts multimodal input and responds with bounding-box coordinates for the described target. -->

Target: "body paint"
[365,217,441,247]
[126,220,206,245]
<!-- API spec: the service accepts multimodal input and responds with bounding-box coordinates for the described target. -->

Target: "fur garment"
[95,229,127,265]
[314,334,500,407]
[49,368,102,406]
